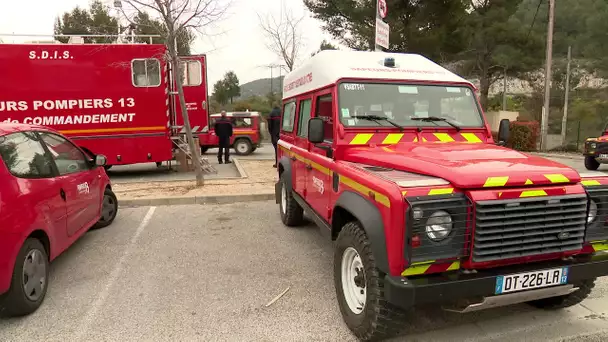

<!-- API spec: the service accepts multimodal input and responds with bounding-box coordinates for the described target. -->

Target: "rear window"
[0,132,54,178]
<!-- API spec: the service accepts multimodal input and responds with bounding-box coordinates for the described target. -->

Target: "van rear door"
[171,55,209,138]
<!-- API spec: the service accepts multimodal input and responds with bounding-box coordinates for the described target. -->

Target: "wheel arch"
[333,191,389,273]
[28,229,51,261]
[277,156,293,190]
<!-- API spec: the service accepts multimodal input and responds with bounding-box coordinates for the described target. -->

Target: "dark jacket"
[214,117,233,143]
[268,107,281,143]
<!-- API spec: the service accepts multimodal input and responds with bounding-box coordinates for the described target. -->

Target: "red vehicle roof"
[0,122,55,136]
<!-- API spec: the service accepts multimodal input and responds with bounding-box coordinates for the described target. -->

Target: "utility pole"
[502,66,507,111]
[540,0,555,152]
[561,45,572,145]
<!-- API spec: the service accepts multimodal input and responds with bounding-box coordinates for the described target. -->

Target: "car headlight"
[591,143,597,149]
[588,199,598,223]
[425,210,453,241]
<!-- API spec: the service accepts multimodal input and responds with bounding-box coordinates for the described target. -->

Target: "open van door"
[171,55,210,141]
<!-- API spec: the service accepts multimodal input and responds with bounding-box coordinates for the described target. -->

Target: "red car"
[0,123,118,317]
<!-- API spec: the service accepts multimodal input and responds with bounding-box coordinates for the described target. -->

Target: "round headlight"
[425,210,453,241]
[591,143,597,149]
[588,200,598,223]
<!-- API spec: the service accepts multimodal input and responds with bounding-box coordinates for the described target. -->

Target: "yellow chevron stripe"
[382,133,404,144]
[446,261,461,271]
[460,133,483,143]
[484,176,509,187]
[434,133,455,142]
[592,242,608,252]
[525,179,534,185]
[350,133,374,145]
[544,174,570,183]
[428,188,454,195]
[582,180,601,186]
[401,261,434,276]
[520,190,548,198]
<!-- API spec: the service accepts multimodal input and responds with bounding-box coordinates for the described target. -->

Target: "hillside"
[237,76,284,100]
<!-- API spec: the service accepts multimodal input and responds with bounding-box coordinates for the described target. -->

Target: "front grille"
[473,194,588,262]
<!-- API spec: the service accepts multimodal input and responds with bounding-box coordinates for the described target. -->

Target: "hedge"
[491,120,540,151]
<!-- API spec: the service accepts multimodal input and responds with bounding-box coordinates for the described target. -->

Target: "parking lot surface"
[1,202,608,341]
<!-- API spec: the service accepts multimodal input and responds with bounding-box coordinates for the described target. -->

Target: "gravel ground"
[113,160,276,200]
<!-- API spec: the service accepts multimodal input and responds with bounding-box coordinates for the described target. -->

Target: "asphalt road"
[1,202,608,341]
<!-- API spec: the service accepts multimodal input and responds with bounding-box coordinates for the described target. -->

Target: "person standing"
[214,110,233,164]
[268,104,282,168]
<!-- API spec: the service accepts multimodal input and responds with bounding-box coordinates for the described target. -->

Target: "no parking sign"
[378,0,387,19]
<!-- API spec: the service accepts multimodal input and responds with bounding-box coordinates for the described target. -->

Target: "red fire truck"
[0,39,210,169]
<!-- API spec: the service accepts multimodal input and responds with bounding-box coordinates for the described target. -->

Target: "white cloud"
[0,0,346,90]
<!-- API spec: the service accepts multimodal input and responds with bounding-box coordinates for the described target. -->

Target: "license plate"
[495,267,569,295]
[600,154,608,159]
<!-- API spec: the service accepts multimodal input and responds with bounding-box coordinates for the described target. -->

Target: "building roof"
[282,50,475,99]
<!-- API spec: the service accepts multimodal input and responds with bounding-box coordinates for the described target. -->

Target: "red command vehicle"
[199,111,261,155]
[0,40,210,169]
[0,122,117,317]
[275,50,608,341]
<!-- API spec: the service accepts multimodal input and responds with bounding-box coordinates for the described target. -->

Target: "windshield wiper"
[411,116,461,131]
[352,115,404,131]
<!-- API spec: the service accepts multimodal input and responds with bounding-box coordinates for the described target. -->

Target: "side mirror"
[308,117,325,144]
[95,154,107,166]
[497,119,510,146]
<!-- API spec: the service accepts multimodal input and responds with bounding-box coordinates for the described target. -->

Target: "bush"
[508,121,539,151]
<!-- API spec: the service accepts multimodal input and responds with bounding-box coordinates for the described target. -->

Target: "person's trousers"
[218,138,230,162]
[271,140,278,165]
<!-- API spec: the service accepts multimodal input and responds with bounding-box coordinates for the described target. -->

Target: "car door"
[306,94,334,221]
[0,131,67,241]
[294,98,313,198]
[38,132,101,237]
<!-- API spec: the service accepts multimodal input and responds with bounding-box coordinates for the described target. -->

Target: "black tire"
[527,279,595,309]
[585,156,600,170]
[200,147,209,154]
[93,188,118,229]
[251,147,257,153]
[0,238,50,317]
[156,162,163,168]
[278,172,304,226]
[233,138,253,155]
[334,222,405,341]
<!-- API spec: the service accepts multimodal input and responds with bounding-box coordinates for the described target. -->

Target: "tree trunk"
[169,40,204,186]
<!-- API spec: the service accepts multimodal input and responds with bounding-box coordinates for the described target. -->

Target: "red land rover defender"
[199,111,261,155]
[275,50,608,341]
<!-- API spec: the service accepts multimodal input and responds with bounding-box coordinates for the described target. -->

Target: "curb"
[118,192,276,208]
[531,152,584,160]
[232,158,248,178]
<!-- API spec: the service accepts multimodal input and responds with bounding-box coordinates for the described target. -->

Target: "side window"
[281,101,297,132]
[0,132,54,178]
[132,58,161,87]
[39,132,89,175]
[297,99,312,137]
[234,117,252,128]
[180,60,202,86]
[316,94,334,142]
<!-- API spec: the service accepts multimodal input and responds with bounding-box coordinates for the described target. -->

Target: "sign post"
[374,0,389,51]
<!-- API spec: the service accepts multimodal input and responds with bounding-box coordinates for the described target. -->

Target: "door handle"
[305,164,312,170]
[60,188,66,201]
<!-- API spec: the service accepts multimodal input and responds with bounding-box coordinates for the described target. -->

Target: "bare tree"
[119,0,229,186]
[258,4,305,72]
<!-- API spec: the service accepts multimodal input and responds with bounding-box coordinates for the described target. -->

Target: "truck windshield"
[338,82,484,128]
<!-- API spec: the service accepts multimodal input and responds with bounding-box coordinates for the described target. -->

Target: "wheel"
[234,139,253,155]
[585,156,600,170]
[93,188,118,229]
[200,147,209,154]
[334,221,405,341]
[527,279,595,309]
[251,147,257,153]
[0,238,49,317]
[278,171,304,226]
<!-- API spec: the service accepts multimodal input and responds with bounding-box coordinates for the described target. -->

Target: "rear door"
[172,56,209,137]
[38,132,101,237]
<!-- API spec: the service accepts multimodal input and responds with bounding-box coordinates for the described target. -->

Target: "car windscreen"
[337,82,484,128]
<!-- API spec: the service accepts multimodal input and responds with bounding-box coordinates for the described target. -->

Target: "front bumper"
[384,253,608,310]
